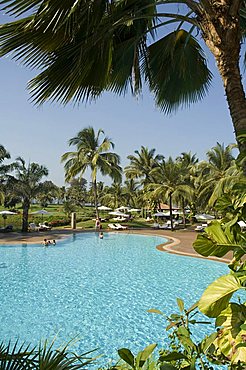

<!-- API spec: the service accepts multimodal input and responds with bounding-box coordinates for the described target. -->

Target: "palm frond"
[143,29,212,113]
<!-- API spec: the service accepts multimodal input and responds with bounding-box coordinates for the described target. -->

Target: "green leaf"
[139,343,157,367]
[214,303,246,363]
[176,298,184,312]
[160,364,178,370]
[177,327,189,337]
[118,348,135,367]
[159,352,188,361]
[166,322,176,331]
[199,274,242,317]
[201,332,218,352]
[193,221,239,258]
[147,309,164,315]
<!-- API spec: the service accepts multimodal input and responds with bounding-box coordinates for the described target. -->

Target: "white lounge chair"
[151,223,160,229]
[39,223,52,231]
[108,223,126,230]
[195,223,207,232]
[114,223,127,230]
[108,223,119,230]
[29,223,39,231]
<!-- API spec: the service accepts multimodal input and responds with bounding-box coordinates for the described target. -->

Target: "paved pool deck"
[0,227,231,263]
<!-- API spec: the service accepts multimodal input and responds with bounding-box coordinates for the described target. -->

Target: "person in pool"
[42,238,49,246]
[99,232,104,239]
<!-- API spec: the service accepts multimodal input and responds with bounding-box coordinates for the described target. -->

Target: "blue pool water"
[0,232,228,366]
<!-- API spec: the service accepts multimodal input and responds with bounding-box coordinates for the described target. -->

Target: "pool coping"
[0,228,230,264]
[123,230,230,264]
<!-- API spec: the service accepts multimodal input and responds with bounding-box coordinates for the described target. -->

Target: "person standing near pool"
[95,218,101,230]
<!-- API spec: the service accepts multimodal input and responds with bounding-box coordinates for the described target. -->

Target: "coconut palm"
[199,143,242,206]
[123,179,141,208]
[125,146,163,187]
[149,157,192,230]
[61,127,122,219]
[101,182,125,209]
[0,1,246,162]
[7,157,48,232]
[0,144,11,204]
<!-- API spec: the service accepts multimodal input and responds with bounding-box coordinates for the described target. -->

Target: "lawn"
[0,204,152,231]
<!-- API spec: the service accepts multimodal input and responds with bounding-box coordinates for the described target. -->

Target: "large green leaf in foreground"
[193,221,243,258]
[214,303,246,364]
[198,274,242,317]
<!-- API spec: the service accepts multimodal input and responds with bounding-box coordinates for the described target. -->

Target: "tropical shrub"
[49,218,70,227]
[107,191,246,369]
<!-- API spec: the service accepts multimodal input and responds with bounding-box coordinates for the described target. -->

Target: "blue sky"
[0,13,237,186]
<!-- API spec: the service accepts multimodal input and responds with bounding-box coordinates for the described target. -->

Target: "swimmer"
[99,232,104,239]
[42,238,49,246]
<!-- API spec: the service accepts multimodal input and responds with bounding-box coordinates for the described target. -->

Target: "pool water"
[0,232,228,365]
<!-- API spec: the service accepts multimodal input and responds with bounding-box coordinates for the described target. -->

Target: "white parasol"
[31,209,51,222]
[0,210,17,227]
[98,206,112,211]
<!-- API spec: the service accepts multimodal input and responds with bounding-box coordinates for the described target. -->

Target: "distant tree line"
[0,127,243,232]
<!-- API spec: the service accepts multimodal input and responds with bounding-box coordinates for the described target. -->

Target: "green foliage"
[114,344,157,369]
[0,338,97,369]
[149,300,213,370]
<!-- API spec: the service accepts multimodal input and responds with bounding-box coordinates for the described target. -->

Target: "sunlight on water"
[0,233,228,367]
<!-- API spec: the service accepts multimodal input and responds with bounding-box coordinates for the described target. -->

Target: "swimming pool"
[0,232,228,365]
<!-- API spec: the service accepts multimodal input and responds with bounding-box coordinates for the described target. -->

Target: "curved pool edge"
[0,228,230,263]
[119,229,230,264]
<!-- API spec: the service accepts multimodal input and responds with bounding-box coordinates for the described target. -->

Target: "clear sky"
[0,14,237,187]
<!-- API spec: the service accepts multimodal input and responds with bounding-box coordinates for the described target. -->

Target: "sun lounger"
[114,223,127,230]
[29,223,39,231]
[151,223,160,229]
[195,223,207,232]
[39,223,52,231]
[0,225,13,233]
[108,223,126,230]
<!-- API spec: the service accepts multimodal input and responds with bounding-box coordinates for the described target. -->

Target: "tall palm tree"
[0,144,11,204]
[7,157,48,232]
[0,1,246,162]
[61,127,122,219]
[0,145,10,163]
[199,143,241,206]
[149,157,192,230]
[123,179,140,208]
[125,146,163,187]
[101,182,125,209]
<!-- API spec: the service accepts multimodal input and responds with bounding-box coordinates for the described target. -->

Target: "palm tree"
[0,2,246,163]
[101,182,125,209]
[7,157,48,232]
[125,146,163,187]
[0,144,11,204]
[149,157,192,230]
[123,179,141,208]
[61,127,122,219]
[199,143,242,206]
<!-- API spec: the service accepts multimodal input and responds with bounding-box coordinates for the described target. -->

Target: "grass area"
[0,204,151,231]
[76,217,151,230]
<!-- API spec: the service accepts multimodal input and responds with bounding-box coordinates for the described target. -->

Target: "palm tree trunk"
[181,198,186,228]
[169,193,173,231]
[93,180,99,219]
[22,198,30,232]
[200,5,246,173]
